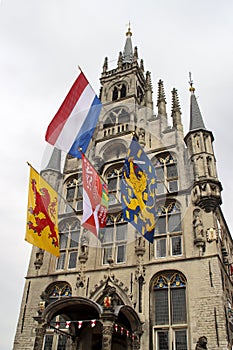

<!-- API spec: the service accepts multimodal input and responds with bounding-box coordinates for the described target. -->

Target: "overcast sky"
[1,1,233,349]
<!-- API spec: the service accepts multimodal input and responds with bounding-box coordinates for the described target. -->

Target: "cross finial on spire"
[189,72,195,93]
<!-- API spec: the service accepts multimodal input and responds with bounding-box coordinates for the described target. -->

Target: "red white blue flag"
[45,71,102,158]
[81,153,108,236]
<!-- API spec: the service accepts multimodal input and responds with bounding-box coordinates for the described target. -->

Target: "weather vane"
[189,72,193,87]
[189,72,195,92]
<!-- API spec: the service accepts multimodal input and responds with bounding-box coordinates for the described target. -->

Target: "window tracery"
[65,174,83,213]
[56,220,80,270]
[154,153,178,194]
[105,164,123,205]
[152,271,187,350]
[99,212,127,265]
[154,201,182,258]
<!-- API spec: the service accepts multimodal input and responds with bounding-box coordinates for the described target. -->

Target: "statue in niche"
[34,249,44,270]
[193,209,204,239]
[195,336,208,350]
[138,127,145,144]
[76,271,85,289]
[80,230,89,256]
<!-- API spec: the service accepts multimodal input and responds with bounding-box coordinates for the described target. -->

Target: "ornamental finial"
[189,72,195,93]
[126,21,132,36]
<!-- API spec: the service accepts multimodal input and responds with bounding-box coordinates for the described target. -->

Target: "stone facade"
[13,28,233,350]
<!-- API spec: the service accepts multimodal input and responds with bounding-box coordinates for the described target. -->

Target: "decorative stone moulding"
[191,182,222,212]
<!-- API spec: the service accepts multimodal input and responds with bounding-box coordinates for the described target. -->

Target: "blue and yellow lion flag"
[121,137,157,243]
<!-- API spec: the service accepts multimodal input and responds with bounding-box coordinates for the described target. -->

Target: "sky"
[1,0,233,349]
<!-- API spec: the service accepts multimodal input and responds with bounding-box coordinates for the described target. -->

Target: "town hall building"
[13,27,233,350]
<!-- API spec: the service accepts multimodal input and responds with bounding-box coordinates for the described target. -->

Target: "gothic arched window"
[137,86,143,103]
[99,212,127,265]
[154,201,182,258]
[56,220,80,270]
[65,174,83,213]
[151,271,187,350]
[154,153,178,194]
[120,84,126,98]
[112,86,118,101]
[105,164,123,205]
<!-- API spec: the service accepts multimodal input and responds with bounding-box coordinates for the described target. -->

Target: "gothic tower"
[13,28,233,350]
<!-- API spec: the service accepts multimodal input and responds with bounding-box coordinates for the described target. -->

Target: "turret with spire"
[41,147,62,193]
[184,74,222,212]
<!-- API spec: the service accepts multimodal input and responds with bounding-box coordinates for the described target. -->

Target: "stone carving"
[195,336,208,350]
[132,334,141,350]
[34,249,44,270]
[102,286,119,310]
[191,182,222,212]
[102,325,114,350]
[138,127,145,144]
[135,236,146,256]
[76,271,85,289]
[193,209,204,239]
[79,230,89,263]
[206,227,218,242]
[193,209,205,254]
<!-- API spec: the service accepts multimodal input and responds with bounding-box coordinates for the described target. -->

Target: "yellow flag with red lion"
[25,166,60,257]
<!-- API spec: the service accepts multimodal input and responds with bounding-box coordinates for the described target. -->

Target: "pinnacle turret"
[171,88,183,132]
[103,57,108,73]
[117,51,123,69]
[156,79,167,132]
[184,77,222,212]
[157,79,166,105]
[133,46,138,62]
[145,71,152,91]
[171,88,181,115]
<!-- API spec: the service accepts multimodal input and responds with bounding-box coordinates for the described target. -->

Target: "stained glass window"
[153,272,187,350]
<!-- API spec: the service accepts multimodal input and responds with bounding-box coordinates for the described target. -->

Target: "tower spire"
[123,23,133,63]
[188,73,206,131]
